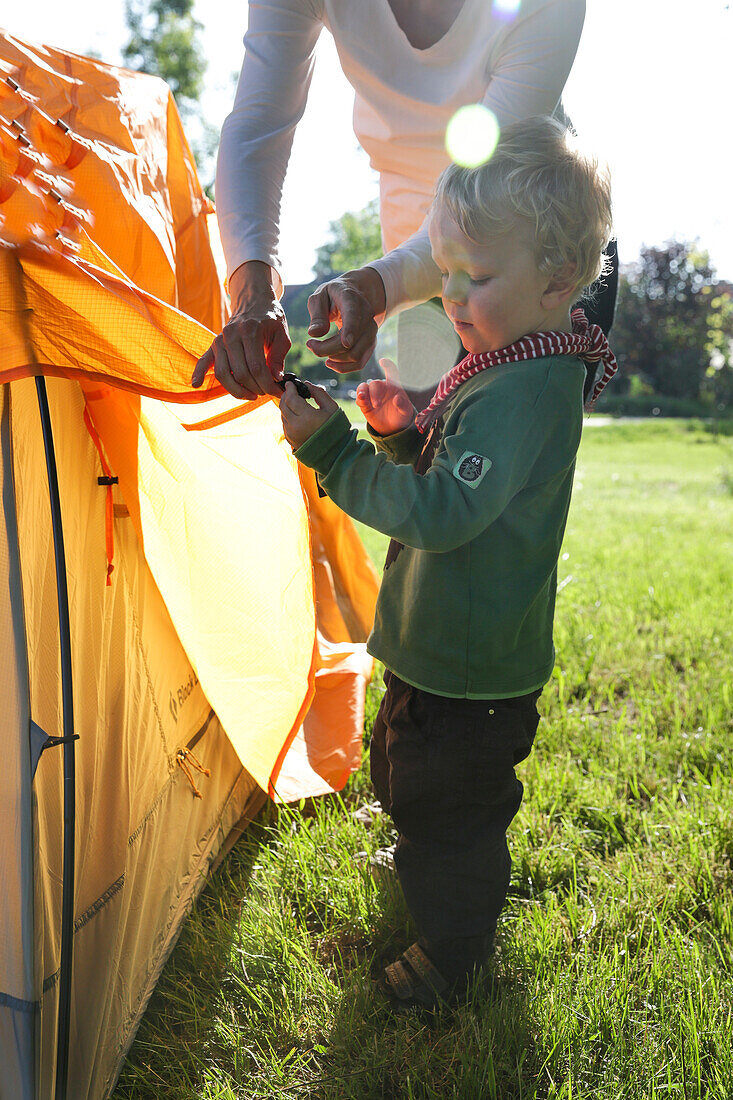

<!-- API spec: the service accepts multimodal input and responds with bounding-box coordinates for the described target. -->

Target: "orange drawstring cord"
[176,747,211,799]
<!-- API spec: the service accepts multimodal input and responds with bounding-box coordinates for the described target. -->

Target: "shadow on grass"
[309,885,542,1100]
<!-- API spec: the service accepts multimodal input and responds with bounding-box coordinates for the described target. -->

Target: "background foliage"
[312,199,383,283]
[609,241,733,412]
[122,0,219,189]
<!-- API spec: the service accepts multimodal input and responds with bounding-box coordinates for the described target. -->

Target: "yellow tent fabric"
[3,374,265,1099]
[0,31,379,796]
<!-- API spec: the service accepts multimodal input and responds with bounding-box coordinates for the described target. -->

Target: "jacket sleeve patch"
[452,451,492,488]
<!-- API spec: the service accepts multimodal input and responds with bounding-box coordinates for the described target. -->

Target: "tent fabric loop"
[30,719,50,779]
[180,746,210,778]
[176,758,202,798]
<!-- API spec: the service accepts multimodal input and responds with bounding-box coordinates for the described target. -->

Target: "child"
[279,116,616,1009]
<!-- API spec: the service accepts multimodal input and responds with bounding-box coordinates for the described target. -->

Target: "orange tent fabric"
[0,31,379,797]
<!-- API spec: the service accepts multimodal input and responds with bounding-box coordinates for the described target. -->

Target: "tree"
[123,0,206,115]
[313,198,382,280]
[122,0,217,188]
[611,241,732,403]
[703,283,733,409]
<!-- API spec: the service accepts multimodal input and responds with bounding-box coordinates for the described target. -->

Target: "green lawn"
[114,420,733,1100]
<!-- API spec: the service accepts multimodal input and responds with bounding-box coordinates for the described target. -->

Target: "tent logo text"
[169,672,199,722]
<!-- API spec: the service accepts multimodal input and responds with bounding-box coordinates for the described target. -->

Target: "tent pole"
[35,376,76,1100]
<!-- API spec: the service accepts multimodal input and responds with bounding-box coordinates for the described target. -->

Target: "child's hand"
[279,380,339,450]
[355,358,416,436]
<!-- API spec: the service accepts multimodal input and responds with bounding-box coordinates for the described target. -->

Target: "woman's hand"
[279,380,339,451]
[191,261,290,399]
[355,358,416,436]
[306,267,386,372]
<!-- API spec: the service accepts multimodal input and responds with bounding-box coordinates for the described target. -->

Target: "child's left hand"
[279,380,339,450]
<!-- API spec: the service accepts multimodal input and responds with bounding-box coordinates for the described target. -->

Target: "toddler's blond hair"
[435,116,613,297]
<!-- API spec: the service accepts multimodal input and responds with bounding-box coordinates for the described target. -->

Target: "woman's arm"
[193,0,323,398]
[216,0,324,287]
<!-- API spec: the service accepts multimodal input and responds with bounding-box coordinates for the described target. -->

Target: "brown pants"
[370,670,541,983]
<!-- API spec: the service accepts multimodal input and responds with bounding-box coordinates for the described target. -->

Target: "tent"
[0,32,379,1099]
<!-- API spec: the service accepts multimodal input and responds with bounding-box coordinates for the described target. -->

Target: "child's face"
[429,207,566,354]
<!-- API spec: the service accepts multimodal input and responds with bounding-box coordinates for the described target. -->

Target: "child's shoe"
[381,943,450,1010]
[380,936,494,1011]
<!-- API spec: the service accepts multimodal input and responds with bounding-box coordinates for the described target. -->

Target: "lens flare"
[445,104,499,169]
[492,0,522,18]
[390,301,461,393]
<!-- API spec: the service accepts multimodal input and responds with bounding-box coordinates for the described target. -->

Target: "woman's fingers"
[307,277,378,370]
[236,318,284,396]
[306,284,339,340]
[266,324,292,380]
[191,310,289,398]
[212,337,254,400]
[191,343,214,388]
[220,322,254,391]
[347,324,378,368]
[317,319,377,370]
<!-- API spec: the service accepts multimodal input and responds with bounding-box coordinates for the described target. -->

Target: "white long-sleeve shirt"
[216,0,585,313]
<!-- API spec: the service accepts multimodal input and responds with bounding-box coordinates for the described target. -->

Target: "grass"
[113,419,733,1100]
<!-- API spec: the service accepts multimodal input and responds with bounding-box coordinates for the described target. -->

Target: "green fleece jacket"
[294,355,585,698]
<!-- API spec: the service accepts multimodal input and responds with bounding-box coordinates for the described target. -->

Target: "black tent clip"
[276,372,312,399]
[97,475,118,486]
[43,734,80,750]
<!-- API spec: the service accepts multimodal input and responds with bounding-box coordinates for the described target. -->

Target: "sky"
[4,0,733,284]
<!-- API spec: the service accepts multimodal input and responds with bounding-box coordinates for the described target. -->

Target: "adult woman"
[192,0,587,398]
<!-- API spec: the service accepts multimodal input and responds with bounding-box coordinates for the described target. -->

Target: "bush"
[594,393,724,418]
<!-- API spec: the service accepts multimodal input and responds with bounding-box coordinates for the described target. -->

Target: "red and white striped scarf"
[414,308,618,434]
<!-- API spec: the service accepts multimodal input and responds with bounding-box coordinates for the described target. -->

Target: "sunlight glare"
[445,105,500,169]
[492,0,522,18]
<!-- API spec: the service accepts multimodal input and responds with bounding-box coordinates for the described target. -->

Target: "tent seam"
[41,873,127,993]
[120,556,174,769]
[73,874,126,934]
[127,775,176,849]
